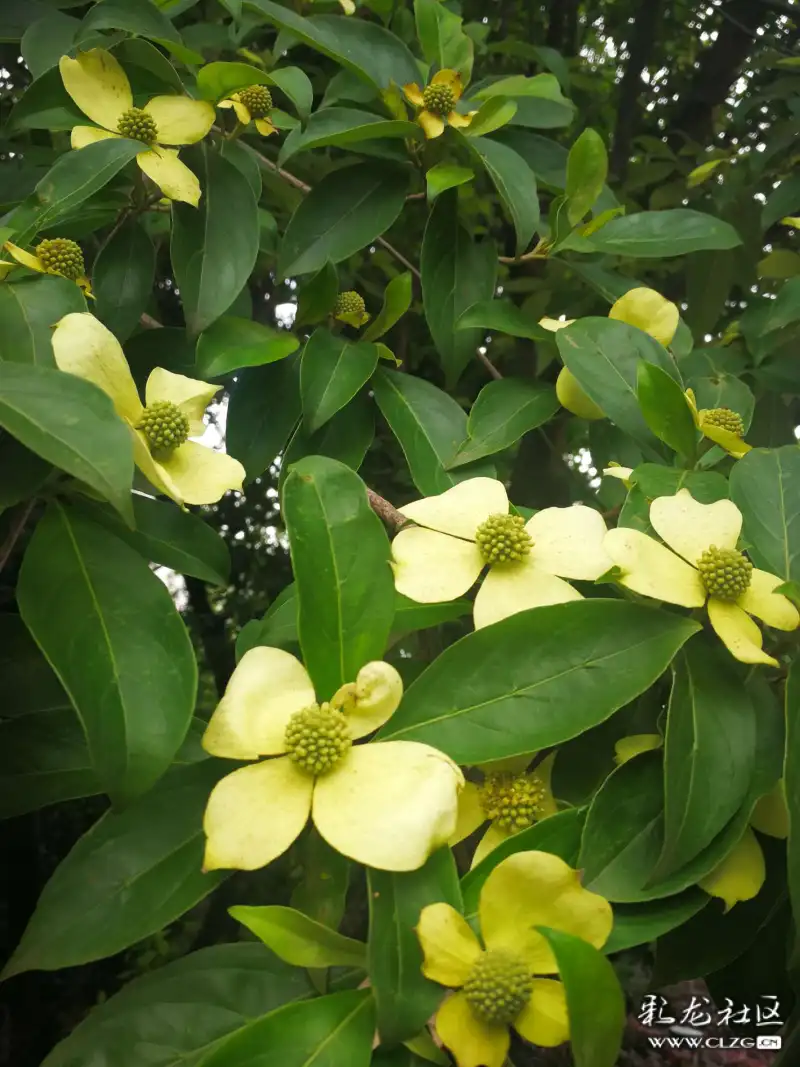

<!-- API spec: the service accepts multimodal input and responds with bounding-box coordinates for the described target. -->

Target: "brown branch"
[477,349,503,380]
[0,498,35,574]
[366,488,406,530]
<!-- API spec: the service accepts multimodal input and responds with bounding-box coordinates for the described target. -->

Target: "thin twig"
[477,349,503,380]
[0,498,36,574]
[366,488,406,530]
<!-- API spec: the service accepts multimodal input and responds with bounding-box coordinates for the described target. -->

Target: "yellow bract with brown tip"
[403,69,476,139]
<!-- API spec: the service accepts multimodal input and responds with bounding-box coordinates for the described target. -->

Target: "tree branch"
[0,498,35,574]
[610,0,666,178]
[366,488,406,529]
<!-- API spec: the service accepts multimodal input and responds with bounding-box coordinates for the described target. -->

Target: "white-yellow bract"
[52,312,244,506]
[59,49,215,206]
[201,649,464,872]
[391,477,612,629]
[604,489,799,666]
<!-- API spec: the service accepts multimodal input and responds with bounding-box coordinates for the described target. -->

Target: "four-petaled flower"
[218,83,277,137]
[604,489,799,665]
[391,478,612,629]
[416,850,613,1067]
[52,312,245,506]
[201,648,464,872]
[2,237,92,296]
[59,48,215,206]
[402,69,475,139]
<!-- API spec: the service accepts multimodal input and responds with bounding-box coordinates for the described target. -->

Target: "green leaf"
[537,927,625,1067]
[556,318,681,447]
[196,316,299,378]
[247,0,420,90]
[655,639,756,881]
[226,356,301,481]
[604,891,709,954]
[629,464,729,504]
[301,328,380,433]
[462,97,517,138]
[94,219,156,343]
[8,66,84,132]
[579,209,742,258]
[368,849,461,1045]
[786,662,800,943]
[17,504,197,805]
[197,60,273,99]
[457,299,548,340]
[378,601,699,762]
[80,494,231,586]
[565,128,608,225]
[414,0,473,81]
[171,148,259,335]
[690,374,754,430]
[79,0,182,43]
[279,165,409,278]
[40,943,315,1067]
[280,108,419,165]
[283,390,374,478]
[0,614,69,718]
[476,73,570,103]
[636,362,697,458]
[267,67,314,120]
[0,362,134,521]
[296,262,339,327]
[0,275,85,365]
[2,762,226,978]
[471,74,575,129]
[393,594,471,636]
[200,988,375,1067]
[291,828,351,931]
[420,191,497,386]
[21,11,79,79]
[362,272,413,343]
[449,378,558,467]
[230,905,366,969]
[425,162,474,202]
[236,584,299,660]
[461,808,586,919]
[0,435,51,509]
[462,136,539,255]
[729,446,800,581]
[282,456,395,699]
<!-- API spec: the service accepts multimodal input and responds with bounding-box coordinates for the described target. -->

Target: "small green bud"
[238,84,273,118]
[696,544,753,602]
[474,513,532,565]
[463,949,533,1025]
[138,401,190,457]
[334,290,366,319]
[703,407,745,437]
[479,772,546,832]
[422,83,455,116]
[117,107,158,144]
[284,703,352,776]
[36,238,85,281]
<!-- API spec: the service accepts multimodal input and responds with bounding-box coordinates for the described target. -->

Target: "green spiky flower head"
[284,703,352,776]
[238,84,273,118]
[696,545,753,602]
[36,238,85,281]
[474,513,533,565]
[138,400,190,458]
[423,82,456,116]
[479,772,547,832]
[702,407,745,437]
[463,949,534,1025]
[117,106,158,143]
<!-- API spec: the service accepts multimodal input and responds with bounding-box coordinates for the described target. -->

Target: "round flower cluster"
[696,545,753,601]
[480,771,547,832]
[284,704,352,775]
[463,949,534,1024]
[474,514,533,565]
[138,401,191,455]
[117,106,158,143]
[36,238,85,281]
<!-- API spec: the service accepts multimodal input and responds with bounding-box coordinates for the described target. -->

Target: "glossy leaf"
[368,849,461,1046]
[196,59,273,100]
[230,905,366,969]
[300,328,380,433]
[421,192,497,386]
[282,389,375,478]
[462,97,517,138]
[280,108,418,165]
[2,762,226,978]
[729,445,800,580]
[282,456,395,699]
[393,595,471,636]
[79,0,183,43]
[279,165,408,278]
[226,356,301,481]
[580,209,741,257]
[296,262,339,327]
[196,316,299,378]
[604,891,709,954]
[0,362,134,521]
[236,584,299,660]
[171,148,259,335]
[457,299,548,340]
[463,135,539,255]
[629,463,729,504]
[379,601,699,763]
[93,220,156,343]
[0,275,85,366]
[414,0,473,81]
[565,128,608,225]
[449,377,558,466]
[17,504,197,805]
[636,362,697,458]
[362,272,413,343]
[426,163,474,201]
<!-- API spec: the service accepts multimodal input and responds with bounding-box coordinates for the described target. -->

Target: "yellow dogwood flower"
[604,489,799,666]
[451,754,558,867]
[416,851,613,1067]
[59,49,215,206]
[684,387,751,459]
[218,84,277,137]
[3,237,92,295]
[402,69,475,139]
[52,312,244,506]
[391,478,612,629]
[201,648,463,872]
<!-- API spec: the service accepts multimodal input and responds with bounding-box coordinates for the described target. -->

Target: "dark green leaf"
[40,943,315,1067]
[17,504,197,805]
[79,0,182,43]
[226,356,301,481]
[457,299,548,340]
[362,272,413,343]
[21,12,79,79]
[636,362,697,458]
[280,108,418,165]
[565,128,608,225]
[414,0,473,81]
[94,220,156,343]
[171,149,259,335]
[538,927,625,1067]
[0,436,51,508]
[282,389,374,478]
[630,464,729,504]
[691,374,754,430]
[296,262,338,327]
[283,456,395,699]
[604,891,709,954]
[301,328,380,433]
[230,905,366,968]
[8,67,84,132]
[420,191,498,385]
[2,762,226,978]
[0,614,69,718]
[580,209,742,258]
[379,601,699,762]
[267,67,314,120]
[0,275,85,366]
[393,594,471,636]
[729,446,800,580]
[196,60,272,100]
[291,828,351,931]
[0,362,134,521]
[279,165,409,278]
[462,136,539,255]
[425,163,474,201]
[449,378,558,466]
[196,317,299,378]
[236,584,299,660]
[787,663,800,945]
[368,849,461,1045]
